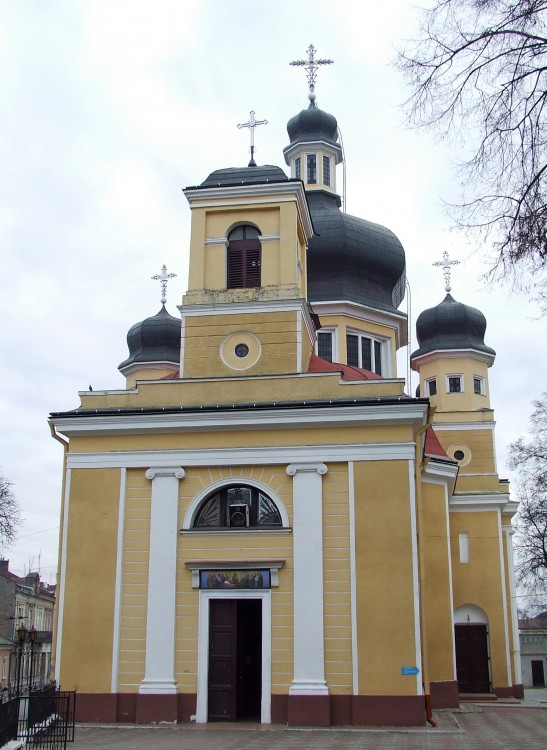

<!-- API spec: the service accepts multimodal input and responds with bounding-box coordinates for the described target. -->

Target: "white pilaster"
[286,462,329,696]
[139,467,185,695]
[503,525,522,684]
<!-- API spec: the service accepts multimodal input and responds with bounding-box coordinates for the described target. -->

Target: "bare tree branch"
[0,473,22,548]
[398,0,547,310]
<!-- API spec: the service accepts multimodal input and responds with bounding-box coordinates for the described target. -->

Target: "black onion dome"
[118,305,181,371]
[306,191,406,313]
[200,165,288,188]
[286,105,339,146]
[411,293,496,360]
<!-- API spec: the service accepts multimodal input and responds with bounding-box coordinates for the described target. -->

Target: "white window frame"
[473,375,485,396]
[346,330,388,376]
[316,327,337,363]
[459,532,470,563]
[446,374,464,393]
[425,377,437,396]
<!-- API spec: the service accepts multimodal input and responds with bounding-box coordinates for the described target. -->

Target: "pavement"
[70,690,547,750]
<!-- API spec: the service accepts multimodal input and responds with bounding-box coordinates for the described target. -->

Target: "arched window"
[227,225,261,289]
[193,484,282,528]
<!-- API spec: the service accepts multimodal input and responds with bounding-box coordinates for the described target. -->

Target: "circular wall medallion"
[220,332,261,371]
[447,443,472,467]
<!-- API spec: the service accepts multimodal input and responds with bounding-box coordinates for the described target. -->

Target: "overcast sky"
[1,0,545,585]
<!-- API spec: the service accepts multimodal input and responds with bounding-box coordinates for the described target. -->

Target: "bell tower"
[180,164,316,379]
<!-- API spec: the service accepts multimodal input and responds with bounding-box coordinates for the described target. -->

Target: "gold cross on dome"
[237,110,268,167]
[433,251,460,292]
[151,264,176,305]
[290,44,333,105]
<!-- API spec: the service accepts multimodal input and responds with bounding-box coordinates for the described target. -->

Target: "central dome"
[306,191,406,313]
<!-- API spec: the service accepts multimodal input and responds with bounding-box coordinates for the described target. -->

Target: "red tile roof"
[425,428,449,459]
[307,354,383,381]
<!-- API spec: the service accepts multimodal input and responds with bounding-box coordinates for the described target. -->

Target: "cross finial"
[433,251,460,292]
[290,44,333,107]
[151,264,176,305]
[237,110,268,167]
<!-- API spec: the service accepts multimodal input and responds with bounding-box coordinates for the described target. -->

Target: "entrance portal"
[208,599,262,721]
[455,624,490,693]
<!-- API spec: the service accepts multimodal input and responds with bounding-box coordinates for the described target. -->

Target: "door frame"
[196,590,271,724]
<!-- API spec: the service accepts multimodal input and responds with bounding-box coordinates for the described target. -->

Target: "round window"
[454,450,465,461]
[235,343,249,358]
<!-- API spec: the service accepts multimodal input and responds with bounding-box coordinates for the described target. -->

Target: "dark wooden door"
[532,659,545,686]
[208,600,237,720]
[455,624,490,693]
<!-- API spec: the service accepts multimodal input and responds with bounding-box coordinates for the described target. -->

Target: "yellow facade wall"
[183,310,301,378]
[354,460,418,695]
[420,481,456,683]
[322,463,352,694]
[450,510,510,687]
[420,357,491,412]
[60,468,119,692]
[117,470,151,691]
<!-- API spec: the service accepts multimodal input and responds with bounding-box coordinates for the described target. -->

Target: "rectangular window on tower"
[323,155,331,186]
[426,378,437,396]
[307,154,317,184]
[447,375,463,393]
[294,156,301,180]
[473,376,485,395]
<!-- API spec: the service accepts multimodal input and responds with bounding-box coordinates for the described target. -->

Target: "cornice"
[411,348,495,370]
[51,400,428,438]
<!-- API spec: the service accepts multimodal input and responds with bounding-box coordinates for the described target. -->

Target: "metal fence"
[0,687,76,749]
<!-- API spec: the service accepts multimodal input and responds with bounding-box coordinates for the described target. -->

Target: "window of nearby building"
[317,331,334,362]
[426,378,437,396]
[473,376,485,395]
[323,155,331,186]
[306,154,317,184]
[294,156,301,179]
[227,225,261,289]
[193,485,283,529]
[346,332,383,375]
[447,375,463,393]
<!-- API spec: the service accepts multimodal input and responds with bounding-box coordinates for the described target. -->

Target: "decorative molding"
[433,421,495,431]
[54,402,428,439]
[408,460,423,695]
[311,300,408,349]
[54,468,71,685]
[185,560,285,588]
[411,348,495,369]
[286,463,328,476]
[66,442,417,470]
[111,468,126,693]
[145,467,185,480]
[450,493,511,513]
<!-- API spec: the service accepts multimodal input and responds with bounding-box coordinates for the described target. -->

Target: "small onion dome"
[285,105,342,157]
[118,305,181,372]
[307,191,406,313]
[200,165,288,188]
[411,293,496,360]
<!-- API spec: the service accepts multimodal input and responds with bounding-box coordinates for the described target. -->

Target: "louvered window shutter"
[227,239,261,289]
[227,247,244,289]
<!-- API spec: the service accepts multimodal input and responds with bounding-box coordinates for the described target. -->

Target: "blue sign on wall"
[401,666,420,676]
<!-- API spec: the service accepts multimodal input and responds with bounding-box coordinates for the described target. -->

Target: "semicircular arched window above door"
[192,484,282,528]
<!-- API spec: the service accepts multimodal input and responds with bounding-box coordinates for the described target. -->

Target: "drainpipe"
[48,421,69,684]
[415,406,437,727]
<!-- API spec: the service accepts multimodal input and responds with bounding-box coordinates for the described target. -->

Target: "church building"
[49,49,522,726]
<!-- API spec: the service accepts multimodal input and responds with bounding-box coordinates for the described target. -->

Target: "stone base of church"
[512,683,524,699]
[276,693,425,726]
[75,692,426,726]
[429,680,460,708]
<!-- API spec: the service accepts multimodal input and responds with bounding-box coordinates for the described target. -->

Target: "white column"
[286,462,328,696]
[504,525,522,684]
[139,467,185,695]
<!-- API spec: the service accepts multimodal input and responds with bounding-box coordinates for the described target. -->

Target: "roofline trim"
[411,347,495,370]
